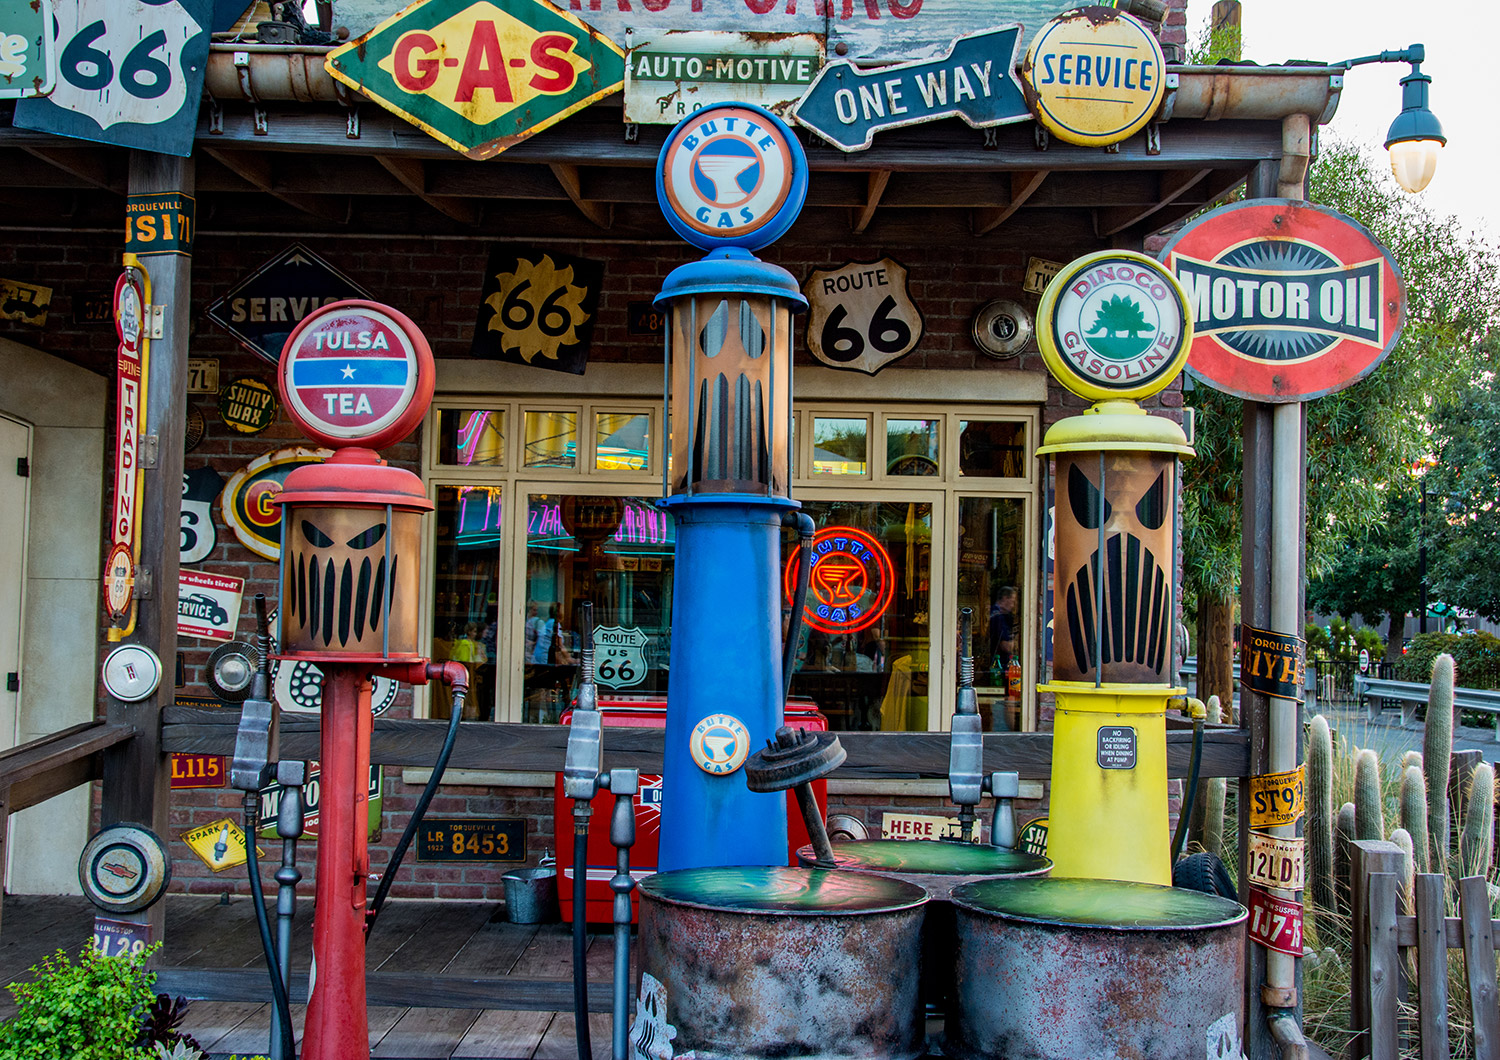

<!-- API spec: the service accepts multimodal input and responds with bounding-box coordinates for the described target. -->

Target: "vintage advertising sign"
[1023,255,1064,294]
[783,526,895,634]
[14,0,211,157]
[170,753,226,789]
[804,258,923,373]
[625,30,821,124]
[689,713,751,775]
[1249,766,1305,830]
[220,446,333,561]
[0,278,50,325]
[180,817,262,872]
[124,192,195,257]
[416,818,526,862]
[795,25,1027,152]
[325,0,627,160]
[105,270,147,622]
[882,812,965,841]
[177,570,243,642]
[593,625,649,689]
[257,762,385,841]
[1161,199,1407,403]
[1247,886,1305,956]
[1021,7,1164,148]
[1037,250,1193,402]
[1246,831,1305,891]
[276,658,401,718]
[207,243,373,365]
[279,300,436,449]
[186,357,218,393]
[1016,816,1048,857]
[471,247,603,374]
[1241,623,1305,703]
[656,101,808,251]
[0,0,55,99]
[180,466,223,564]
[218,377,277,435]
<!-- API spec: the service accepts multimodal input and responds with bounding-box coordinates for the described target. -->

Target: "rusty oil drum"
[949,877,1247,1060]
[636,866,928,1060]
[795,839,1051,899]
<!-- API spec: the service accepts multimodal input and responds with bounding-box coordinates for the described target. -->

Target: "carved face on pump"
[1053,451,1175,684]
[281,504,422,658]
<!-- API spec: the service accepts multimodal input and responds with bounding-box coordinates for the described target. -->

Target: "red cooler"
[555,697,829,923]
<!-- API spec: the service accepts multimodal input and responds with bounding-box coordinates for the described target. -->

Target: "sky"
[1187,0,1499,242]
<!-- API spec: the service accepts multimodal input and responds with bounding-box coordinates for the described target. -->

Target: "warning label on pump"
[1097,726,1137,770]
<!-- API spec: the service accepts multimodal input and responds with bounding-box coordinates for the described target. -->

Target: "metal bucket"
[636,866,928,1060]
[949,877,1247,1060]
[501,866,560,924]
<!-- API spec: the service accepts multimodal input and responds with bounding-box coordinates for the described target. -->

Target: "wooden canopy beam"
[1095,167,1212,237]
[852,169,891,235]
[549,162,611,229]
[375,155,479,225]
[20,145,121,193]
[971,170,1048,236]
[203,146,351,223]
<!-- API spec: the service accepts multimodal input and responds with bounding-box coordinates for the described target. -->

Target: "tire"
[1174,851,1238,898]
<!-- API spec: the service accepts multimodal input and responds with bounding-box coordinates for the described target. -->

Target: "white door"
[0,414,29,759]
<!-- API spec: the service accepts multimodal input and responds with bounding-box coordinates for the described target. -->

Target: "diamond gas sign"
[326,0,626,160]
[1161,199,1406,403]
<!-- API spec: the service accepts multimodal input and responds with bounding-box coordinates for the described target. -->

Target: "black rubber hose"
[366,686,466,938]
[573,823,592,1060]
[245,794,295,1060]
[782,512,816,704]
[1170,709,1206,864]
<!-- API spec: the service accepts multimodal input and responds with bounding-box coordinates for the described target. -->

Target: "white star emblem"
[341,364,355,379]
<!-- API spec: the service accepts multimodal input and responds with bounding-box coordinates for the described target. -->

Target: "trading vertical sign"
[104,265,148,624]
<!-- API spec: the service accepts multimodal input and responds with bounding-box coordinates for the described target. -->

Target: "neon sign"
[453,489,673,550]
[783,526,894,634]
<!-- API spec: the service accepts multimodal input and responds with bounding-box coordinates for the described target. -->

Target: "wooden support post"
[98,151,194,948]
[1350,839,1404,1060]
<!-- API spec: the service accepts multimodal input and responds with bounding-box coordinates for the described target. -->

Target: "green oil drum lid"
[640,866,928,916]
[799,839,1052,877]
[951,877,1247,931]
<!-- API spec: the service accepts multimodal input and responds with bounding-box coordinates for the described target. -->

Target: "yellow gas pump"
[1034,251,1195,885]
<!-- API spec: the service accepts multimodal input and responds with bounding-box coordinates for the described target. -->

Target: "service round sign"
[278,299,434,450]
[1038,250,1193,402]
[656,102,809,252]
[1021,7,1166,148]
[690,713,752,775]
[1160,199,1406,403]
[784,526,895,635]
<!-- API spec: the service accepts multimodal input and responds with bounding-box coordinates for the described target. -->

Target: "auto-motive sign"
[325,0,627,160]
[1160,199,1407,403]
[1020,7,1164,148]
[624,30,822,125]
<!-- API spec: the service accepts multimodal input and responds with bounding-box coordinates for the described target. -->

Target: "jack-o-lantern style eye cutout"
[1068,463,1111,530]
[346,523,387,550]
[287,512,399,650]
[301,520,333,548]
[1135,471,1166,531]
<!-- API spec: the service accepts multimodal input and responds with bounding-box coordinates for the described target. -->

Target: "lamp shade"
[1384,66,1445,193]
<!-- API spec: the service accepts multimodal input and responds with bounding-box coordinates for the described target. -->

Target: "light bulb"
[1387,138,1442,193]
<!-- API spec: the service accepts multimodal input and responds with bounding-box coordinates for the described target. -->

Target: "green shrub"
[1396,632,1500,688]
[0,944,159,1060]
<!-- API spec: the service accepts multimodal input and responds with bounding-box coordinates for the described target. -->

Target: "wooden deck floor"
[0,894,628,1059]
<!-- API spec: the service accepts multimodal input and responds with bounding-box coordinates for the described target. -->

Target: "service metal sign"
[1020,6,1164,148]
[0,0,55,99]
[795,25,1027,152]
[207,243,373,365]
[177,569,243,642]
[625,30,821,124]
[14,0,211,157]
[325,0,627,159]
[1161,199,1407,403]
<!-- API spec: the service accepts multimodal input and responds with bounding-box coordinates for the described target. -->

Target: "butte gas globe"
[656,101,809,252]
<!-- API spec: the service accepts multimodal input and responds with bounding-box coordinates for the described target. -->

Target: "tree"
[1306,486,1422,642]
[1426,342,1500,620]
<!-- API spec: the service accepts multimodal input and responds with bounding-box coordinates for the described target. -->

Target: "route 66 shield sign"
[593,625,648,690]
[804,258,924,375]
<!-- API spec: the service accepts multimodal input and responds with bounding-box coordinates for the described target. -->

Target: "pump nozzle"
[230,595,279,793]
[949,609,984,842]
[564,602,604,803]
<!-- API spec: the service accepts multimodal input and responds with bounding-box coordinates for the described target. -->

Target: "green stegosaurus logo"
[1083,294,1155,359]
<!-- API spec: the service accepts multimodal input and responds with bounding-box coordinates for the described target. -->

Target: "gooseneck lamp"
[1338,44,1445,194]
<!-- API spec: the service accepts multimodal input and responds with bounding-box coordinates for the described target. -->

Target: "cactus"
[1424,653,1456,873]
[1402,750,1423,772]
[1460,762,1495,880]
[1354,749,1385,842]
[1334,801,1357,916]
[1400,765,1431,875]
[1389,828,1416,912]
[1306,715,1335,917]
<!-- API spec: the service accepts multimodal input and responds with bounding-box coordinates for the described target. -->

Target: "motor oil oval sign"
[326,0,627,160]
[1160,198,1406,403]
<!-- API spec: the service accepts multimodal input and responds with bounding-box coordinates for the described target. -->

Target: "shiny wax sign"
[1021,6,1164,147]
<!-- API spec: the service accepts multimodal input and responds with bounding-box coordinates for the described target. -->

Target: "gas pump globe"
[1034,251,1195,887]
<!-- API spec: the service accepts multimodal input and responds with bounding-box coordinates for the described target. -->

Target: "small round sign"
[219,377,278,435]
[1037,250,1193,402]
[690,713,752,775]
[101,644,163,703]
[278,299,435,451]
[1021,7,1166,148]
[79,824,171,914]
[656,102,809,252]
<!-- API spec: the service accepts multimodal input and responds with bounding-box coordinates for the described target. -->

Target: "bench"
[1353,676,1500,739]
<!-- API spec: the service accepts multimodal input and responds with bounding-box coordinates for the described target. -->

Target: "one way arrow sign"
[793,26,1031,153]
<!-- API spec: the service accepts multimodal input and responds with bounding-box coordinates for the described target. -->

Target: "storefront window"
[523,493,674,722]
[956,496,1026,731]
[436,409,505,467]
[784,501,931,732]
[595,412,650,471]
[959,420,1026,478]
[430,486,502,721]
[812,417,868,476]
[886,418,940,476]
[524,411,578,469]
